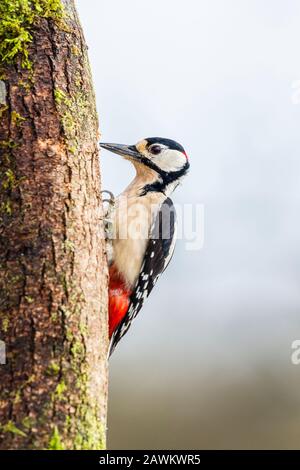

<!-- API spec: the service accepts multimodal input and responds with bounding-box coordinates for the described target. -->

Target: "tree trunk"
[0,0,108,450]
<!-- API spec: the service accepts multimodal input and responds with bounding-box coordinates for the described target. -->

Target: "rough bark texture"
[0,0,108,449]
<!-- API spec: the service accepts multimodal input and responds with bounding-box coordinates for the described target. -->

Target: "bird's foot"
[102,190,115,206]
[101,190,115,243]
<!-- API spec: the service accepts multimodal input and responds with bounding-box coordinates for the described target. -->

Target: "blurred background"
[77,0,300,449]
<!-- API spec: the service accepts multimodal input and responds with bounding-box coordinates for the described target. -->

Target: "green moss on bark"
[48,426,65,450]
[2,421,27,438]
[0,0,64,69]
[54,85,98,157]
[0,0,107,450]
[0,144,25,219]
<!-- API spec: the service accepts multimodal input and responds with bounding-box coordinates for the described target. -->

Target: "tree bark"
[0,0,108,449]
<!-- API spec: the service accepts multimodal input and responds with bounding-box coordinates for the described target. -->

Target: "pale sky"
[77,0,300,448]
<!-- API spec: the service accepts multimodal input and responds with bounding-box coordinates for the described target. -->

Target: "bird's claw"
[101,191,115,260]
[101,190,115,206]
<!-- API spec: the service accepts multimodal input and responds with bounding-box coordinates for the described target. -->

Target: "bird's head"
[100,137,190,195]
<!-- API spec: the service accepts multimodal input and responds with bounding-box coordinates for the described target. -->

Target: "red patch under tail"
[109,265,132,338]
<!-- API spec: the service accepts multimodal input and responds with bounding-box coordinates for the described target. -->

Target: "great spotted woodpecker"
[100,137,189,356]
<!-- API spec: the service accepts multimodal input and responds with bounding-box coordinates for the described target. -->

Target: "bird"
[100,137,190,356]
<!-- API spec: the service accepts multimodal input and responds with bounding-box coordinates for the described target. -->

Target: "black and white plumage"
[101,137,189,356]
[108,198,177,356]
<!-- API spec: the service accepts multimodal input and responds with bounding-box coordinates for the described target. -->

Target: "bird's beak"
[100,143,141,161]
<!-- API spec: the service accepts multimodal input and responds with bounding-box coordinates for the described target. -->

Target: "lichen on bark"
[0,0,108,450]
[0,0,65,69]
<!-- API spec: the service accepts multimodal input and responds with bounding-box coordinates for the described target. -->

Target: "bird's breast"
[111,192,165,287]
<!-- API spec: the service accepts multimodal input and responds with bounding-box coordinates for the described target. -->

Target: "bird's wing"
[108,197,177,356]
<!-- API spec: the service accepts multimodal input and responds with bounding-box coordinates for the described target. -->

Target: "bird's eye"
[149,145,161,155]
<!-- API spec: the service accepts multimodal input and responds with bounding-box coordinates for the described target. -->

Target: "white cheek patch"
[154,149,187,172]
